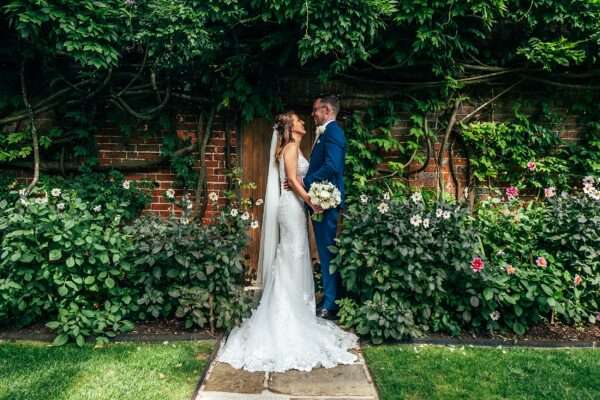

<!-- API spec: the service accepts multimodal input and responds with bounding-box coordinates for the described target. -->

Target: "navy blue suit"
[303,120,346,311]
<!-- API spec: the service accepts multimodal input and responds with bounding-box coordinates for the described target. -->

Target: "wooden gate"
[241,115,317,283]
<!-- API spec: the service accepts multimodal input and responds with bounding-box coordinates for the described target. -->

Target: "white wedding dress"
[216,148,358,372]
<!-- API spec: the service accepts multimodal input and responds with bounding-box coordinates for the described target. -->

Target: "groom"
[286,95,346,320]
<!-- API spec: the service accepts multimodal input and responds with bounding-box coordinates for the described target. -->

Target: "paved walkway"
[195,341,379,400]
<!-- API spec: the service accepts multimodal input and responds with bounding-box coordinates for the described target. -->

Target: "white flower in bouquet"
[208,192,219,202]
[122,180,131,190]
[436,208,443,218]
[166,189,175,199]
[230,208,239,217]
[308,181,341,222]
[377,202,389,214]
[422,218,430,228]
[442,210,451,220]
[410,214,422,227]
[410,192,423,203]
[255,198,264,206]
[51,188,62,197]
[241,211,250,221]
[360,194,369,204]
[57,202,65,211]
[251,220,259,229]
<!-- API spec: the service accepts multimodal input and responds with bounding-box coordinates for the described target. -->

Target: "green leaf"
[483,288,494,301]
[58,286,69,296]
[49,249,62,261]
[105,277,115,289]
[66,256,75,267]
[52,334,69,346]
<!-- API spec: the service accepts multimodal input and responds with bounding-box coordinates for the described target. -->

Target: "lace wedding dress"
[216,146,358,372]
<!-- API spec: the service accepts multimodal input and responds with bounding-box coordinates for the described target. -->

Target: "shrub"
[0,187,135,345]
[125,199,255,333]
[331,191,479,343]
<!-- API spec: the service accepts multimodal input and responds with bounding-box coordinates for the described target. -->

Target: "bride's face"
[291,114,306,136]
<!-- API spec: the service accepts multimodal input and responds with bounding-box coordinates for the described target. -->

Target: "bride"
[216,111,358,372]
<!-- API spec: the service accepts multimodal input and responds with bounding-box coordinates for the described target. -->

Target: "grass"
[0,339,215,400]
[363,344,600,400]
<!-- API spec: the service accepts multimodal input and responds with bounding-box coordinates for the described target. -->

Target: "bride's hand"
[307,199,323,213]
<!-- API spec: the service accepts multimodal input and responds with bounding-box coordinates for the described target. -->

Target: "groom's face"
[312,99,326,126]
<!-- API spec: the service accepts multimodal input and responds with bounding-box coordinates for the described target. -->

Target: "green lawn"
[363,344,600,400]
[0,339,215,400]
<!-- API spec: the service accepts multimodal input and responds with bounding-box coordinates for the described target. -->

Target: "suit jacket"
[303,120,346,210]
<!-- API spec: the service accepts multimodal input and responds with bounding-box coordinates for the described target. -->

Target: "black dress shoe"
[317,308,338,321]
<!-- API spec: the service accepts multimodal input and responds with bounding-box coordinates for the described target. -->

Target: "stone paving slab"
[195,339,378,400]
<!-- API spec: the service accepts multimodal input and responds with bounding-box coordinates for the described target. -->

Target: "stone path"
[195,341,379,400]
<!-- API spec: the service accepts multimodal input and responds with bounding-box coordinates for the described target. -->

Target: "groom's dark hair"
[320,95,340,116]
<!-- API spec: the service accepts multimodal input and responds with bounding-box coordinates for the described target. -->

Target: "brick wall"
[95,116,236,222]
[92,100,580,221]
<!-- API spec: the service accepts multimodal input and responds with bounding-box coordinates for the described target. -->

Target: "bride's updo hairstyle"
[274,111,297,161]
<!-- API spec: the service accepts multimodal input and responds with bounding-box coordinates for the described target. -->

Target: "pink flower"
[536,256,548,268]
[505,264,516,275]
[506,186,519,200]
[527,161,537,171]
[471,257,485,273]
[574,274,582,286]
[544,187,556,198]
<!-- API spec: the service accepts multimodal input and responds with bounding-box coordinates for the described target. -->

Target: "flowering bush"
[0,176,259,345]
[0,187,135,345]
[332,191,479,343]
[334,177,600,342]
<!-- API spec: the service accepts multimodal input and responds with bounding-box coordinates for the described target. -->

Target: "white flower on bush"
[410,214,422,227]
[180,217,189,225]
[251,220,259,229]
[93,205,102,212]
[122,180,131,190]
[165,189,175,199]
[35,196,48,205]
[57,202,65,211]
[51,188,62,197]
[241,211,250,221]
[360,194,369,204]
[383,192,390,201]
[18,188,27,197]
[19,198,29,206]
[583,176,595,186]
[490,311,501,321]
[255,198,264,206]
[436,208,443,218]
[209,192,219,202]
[230,208,239,217]
[377,202,389,214]
[544,187,556,198]
[410,191,423,203]
[442,211,451,220]
[463,186,469,199]
[422,218,430,228]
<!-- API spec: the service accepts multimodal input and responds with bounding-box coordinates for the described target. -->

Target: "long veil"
[255,127,280,288]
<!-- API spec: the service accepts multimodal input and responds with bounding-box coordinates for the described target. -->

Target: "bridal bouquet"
[308,181,341,222]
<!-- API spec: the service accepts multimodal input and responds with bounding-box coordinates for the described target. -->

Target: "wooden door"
[241,115,316,283]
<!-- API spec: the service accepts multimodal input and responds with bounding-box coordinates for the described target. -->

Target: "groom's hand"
[283,177,304,191]
[283,178,291,191]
